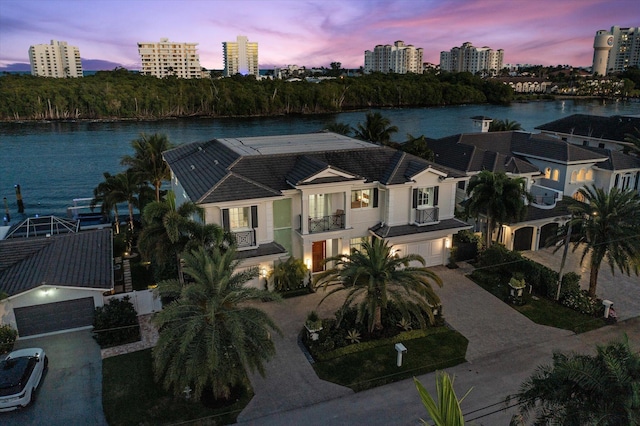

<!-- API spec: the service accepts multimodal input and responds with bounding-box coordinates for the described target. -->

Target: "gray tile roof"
[428,131,606,174]
[370,218,471,238]
[0,229,113,297]
[583,147,640,171]
[165,133,466,204]
[235,242,288,260]
[536,114,640,143]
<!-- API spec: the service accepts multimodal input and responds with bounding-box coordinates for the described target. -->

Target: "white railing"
[104,289,162,315]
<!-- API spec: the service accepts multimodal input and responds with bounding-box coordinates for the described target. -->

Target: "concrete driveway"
[1,330,107,426]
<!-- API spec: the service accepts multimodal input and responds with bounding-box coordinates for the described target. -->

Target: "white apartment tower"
[138,38,202,79]
[364,41,424,74]
[28,40,83,78]
[592,26,640,75]
[440,42,504,75]
[223,36,259,77]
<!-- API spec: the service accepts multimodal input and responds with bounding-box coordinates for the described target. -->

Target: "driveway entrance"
[1,330,107,426]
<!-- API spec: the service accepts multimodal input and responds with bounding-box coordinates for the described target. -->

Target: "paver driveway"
[1,330,107,426]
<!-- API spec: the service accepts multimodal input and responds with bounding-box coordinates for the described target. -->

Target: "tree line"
[0,69,513,121]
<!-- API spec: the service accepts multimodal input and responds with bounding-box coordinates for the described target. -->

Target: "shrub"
[93,296,141,348]
[0,324,18,354]
[561,290,603,317]
[269,256,308,292]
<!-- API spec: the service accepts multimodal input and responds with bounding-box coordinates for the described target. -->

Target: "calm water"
[1,99,640,218]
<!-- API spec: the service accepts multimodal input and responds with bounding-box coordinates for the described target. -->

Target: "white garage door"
[407,240,444,267]
[14,297,95,337]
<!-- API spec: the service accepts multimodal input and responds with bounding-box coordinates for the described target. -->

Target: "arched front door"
[513,227,534,251]
[538,223,559,250]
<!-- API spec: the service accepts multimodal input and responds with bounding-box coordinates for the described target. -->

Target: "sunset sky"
[1,0,638,71]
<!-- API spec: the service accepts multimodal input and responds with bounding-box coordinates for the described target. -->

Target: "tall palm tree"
[153,246,281,400]
[551,185,640,297]
[314,238,442,333]
[138,192,226,281]
[121,132,174,202]
[488,119,523,132]
[353,111,398,145]
[465,170,530,248]
[91,169,148,233]
[414,372,472,426]
[91,172,123,234]
[513,336,640,425]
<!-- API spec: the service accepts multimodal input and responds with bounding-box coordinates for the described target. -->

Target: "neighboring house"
[0,219,113,338]
[428,131,640,251]
[494,77,554,93]
[536,114,640,152]
[163,132,471,288]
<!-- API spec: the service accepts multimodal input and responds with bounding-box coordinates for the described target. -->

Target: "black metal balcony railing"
[414,207,439,224]
[232,229,256,248]
[308,213,345,234]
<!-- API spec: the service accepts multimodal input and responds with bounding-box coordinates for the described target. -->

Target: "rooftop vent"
[190,164,196,170]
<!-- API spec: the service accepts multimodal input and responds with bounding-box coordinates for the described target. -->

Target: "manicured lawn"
[312,328,468,392]
[513,296,606,333]
[469,271,606,333]
[102,349,253,426]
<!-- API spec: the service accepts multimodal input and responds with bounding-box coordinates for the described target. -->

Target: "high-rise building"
[440,42,504,75]
[223,36,259,77]
[28,40,83,78]
[138,38,202,79]
[592,27,640,75]
[364,41,424,74]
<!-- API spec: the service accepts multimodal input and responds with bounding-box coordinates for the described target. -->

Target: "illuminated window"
[351,189,371,209]
[229,207,250,230]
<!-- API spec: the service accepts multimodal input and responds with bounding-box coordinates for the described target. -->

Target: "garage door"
[14,297,95,337]
[407,240,444,267]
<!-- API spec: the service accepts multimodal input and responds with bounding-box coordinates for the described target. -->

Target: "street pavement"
[237,248,640,425]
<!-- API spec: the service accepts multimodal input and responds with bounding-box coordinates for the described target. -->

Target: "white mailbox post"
[602,300,613,318]
[394,343,407,367]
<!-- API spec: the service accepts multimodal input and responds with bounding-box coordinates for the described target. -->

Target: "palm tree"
[91,169,148,233]
[91,172,123,234]
[488,119,523,132]
[353,111,398,145]
[324,122,352,136]
[624,127,640,153]
[121,133,174,202]
[551,185,640,297]
[137,192,226,281]
[512,336,640,425]
[153,246,281,400]
[465,171,530,248]
[314,238,442,333]
[401,134,435,161]
[414,372,472,426]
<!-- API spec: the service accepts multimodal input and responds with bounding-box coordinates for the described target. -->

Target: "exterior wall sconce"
[445,238,451,249]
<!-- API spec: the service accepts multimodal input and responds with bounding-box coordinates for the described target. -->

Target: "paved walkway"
[236,251,640,425]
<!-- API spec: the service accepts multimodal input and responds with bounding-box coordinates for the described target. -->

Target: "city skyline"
[1,0,639,71]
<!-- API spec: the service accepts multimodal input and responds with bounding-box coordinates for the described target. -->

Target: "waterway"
[1,99,639,219]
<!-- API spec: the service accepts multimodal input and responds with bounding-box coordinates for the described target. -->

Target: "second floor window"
[351,188,378,209]
[222,206,258,231]
[415,187,437,208]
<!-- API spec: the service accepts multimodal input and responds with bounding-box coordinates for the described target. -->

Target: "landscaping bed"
[311,328,468,392]
[103,349,253,426]
[468,245,607,333]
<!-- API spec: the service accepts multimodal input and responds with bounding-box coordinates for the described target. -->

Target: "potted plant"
[305,311,323,340]
[508,274,526,305]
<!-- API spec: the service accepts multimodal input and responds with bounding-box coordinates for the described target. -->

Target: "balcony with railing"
[414,207,439,225]
[530,184,563,209]
[303,212,346,234]
[232,229,256,248]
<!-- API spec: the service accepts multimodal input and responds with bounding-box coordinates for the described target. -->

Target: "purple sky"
[1,0,638,71]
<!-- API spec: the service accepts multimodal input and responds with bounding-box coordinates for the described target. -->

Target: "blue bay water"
[1,99,639,218]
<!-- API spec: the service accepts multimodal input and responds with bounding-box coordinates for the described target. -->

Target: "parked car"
[0,348,47,412]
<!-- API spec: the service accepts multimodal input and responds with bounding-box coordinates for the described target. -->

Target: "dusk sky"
[1,0,639,71]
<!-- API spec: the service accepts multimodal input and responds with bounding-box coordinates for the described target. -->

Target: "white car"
[0,348,47,412]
